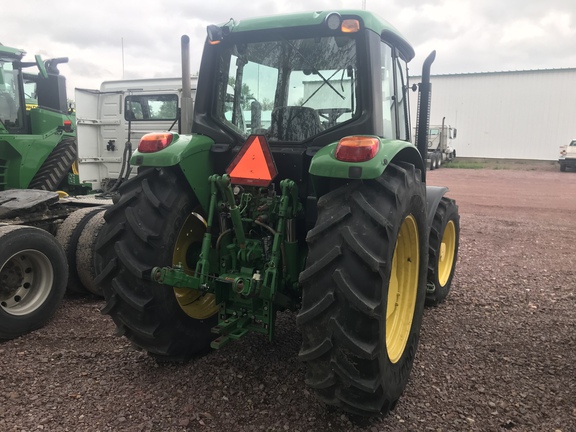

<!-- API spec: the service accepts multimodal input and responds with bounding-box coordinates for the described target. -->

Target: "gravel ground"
[1,167,575,431]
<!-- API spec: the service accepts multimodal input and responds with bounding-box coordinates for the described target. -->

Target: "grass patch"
[444,161,486,169]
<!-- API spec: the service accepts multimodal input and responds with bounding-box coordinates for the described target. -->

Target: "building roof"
[411,67,576,78]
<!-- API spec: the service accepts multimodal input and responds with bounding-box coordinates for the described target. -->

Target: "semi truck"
[426,117,457,170]
[559,139,576,172]
[75,76,198,191]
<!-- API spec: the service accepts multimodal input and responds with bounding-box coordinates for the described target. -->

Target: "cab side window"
[381,41,411,141]
[380,43,395,139]
[394,57,409,141]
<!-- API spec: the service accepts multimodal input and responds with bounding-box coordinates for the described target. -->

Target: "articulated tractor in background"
[95,10,461,416]
[0,44,106,340]
[0,44,199,340]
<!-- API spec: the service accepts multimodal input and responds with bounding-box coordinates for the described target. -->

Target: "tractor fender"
[425,186,449,229]
[309,138,421,180]
[130,133,216,211]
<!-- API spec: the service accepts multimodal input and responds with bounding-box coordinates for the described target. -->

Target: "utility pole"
[121,37,125,79]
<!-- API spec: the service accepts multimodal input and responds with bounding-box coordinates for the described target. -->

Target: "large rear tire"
[426,197,460,306]
[0,226,67,339]
[94,167,217,361]
[297,162,427,416]
[28,138,77,191]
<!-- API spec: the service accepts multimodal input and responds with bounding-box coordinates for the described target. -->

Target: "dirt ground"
[1,166,575,431]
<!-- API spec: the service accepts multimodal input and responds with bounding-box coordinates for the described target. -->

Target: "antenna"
[121,37,125,79]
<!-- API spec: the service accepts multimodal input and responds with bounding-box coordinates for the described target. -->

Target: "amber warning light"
[226,135,278,187]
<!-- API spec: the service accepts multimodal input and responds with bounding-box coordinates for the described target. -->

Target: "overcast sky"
[2,0,575,96]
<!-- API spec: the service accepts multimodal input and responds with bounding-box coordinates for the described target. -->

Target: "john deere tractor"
[0,44,78,192]
[95,10,460,416]
[0,45,104,340]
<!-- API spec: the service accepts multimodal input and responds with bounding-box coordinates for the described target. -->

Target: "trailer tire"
[28,138,77,191]
[426,197,460,306]
[298,162,427,416]
[0,225,67,340]
[76,210,107,297]
[55,207,104,295]
[94,167,217,362]
[431,153,438,170]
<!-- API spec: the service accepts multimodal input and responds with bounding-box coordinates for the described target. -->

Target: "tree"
[228,77,255,110]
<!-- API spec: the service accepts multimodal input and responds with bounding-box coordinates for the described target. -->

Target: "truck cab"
[559,139,576,172]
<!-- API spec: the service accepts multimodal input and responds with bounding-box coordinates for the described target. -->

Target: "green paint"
[309,137,420,179]
[130,134,215,210]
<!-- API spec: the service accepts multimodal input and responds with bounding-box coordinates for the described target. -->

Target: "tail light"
[63,120,73,132]
[138,133,174,153]
[341,19,360,33]
[335,136,380,162]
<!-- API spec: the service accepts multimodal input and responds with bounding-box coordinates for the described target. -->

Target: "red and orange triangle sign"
[226,135,278,187]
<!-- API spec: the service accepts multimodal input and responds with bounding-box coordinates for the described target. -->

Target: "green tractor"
[0,45,104,340]
[0,44,78,193]
[95,10,460,416]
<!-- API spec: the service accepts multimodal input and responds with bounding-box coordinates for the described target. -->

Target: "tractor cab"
[0,45,70,135]
[0,47,27,133]
[193,12,415,162]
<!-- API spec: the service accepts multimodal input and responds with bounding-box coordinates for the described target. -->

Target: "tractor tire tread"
[426,197,460,306]
[95,167,216,362]
[55,206,104,294]
[298,161,427,416]
[28,138,77,191]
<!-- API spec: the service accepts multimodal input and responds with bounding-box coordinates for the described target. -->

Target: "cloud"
[2,0,575,96]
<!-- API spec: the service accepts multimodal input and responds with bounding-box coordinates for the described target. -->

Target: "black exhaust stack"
[415,50,436,170]
[36,57,69,114]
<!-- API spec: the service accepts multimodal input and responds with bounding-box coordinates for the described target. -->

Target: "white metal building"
[409,68,576,160]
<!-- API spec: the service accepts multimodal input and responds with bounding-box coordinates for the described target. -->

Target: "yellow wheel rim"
[386,215,419,364]
[437,220,456,287]
[172,211,218,320]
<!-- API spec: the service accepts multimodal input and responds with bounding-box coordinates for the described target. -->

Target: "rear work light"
[335,136,380,162]
[138,133,174,153]
[341,19,360,33]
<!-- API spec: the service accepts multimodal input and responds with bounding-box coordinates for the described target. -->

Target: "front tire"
[0,226,67,339]
[94,167,217,361]
[426,197,460,306]
[297,162,427,416]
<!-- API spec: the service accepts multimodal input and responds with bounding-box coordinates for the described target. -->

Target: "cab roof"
[0,44,26,62]
[220,10,415,62]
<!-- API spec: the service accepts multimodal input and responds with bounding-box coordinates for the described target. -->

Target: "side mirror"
[35,55,48,79]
